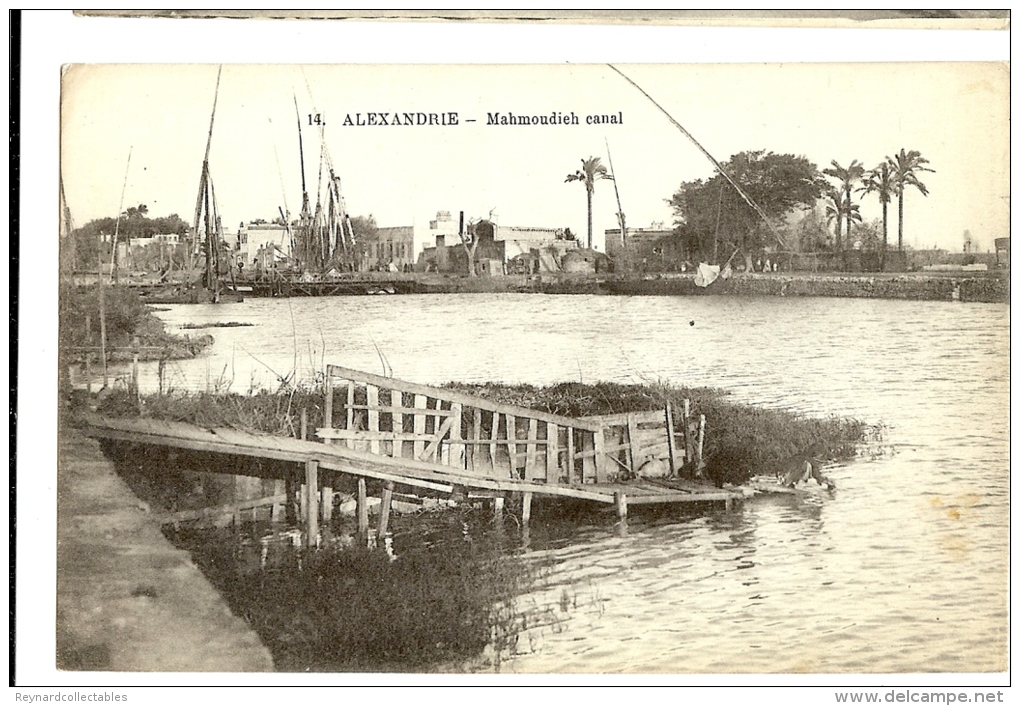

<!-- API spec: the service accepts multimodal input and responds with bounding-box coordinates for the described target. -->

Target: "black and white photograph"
[14,10,1011,696]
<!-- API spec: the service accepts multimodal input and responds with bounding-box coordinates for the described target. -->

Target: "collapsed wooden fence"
[318,364,706,487]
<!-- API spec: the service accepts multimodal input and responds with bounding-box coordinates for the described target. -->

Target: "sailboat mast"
[605,138,626,250]
[192,66,222,281]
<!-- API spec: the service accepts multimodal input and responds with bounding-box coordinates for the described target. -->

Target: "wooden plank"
[449,402,464,469]
[326,364,603,432]
[489,412,500,475]
[566,427,576,485]
[342,403,455,417]
[305,459,319,547]
[271,479,286,523]
[522,491,533,528]
[593,429,607,483]
[81,418,621,502]
[581,409,664,427]
[524,418,538,481]
[346,381,355,448]
[697,414,706,472]
[160,492,288,525]
[506,415,518,478]
[546,422,559,485]
[391,390,403,459]
[366,385,380,454]
[470,407,482,472]
[316,429,439,442]
[321,484,333,522]
[377,481,394,541]
[419,413,457,463]
[324,372,333,430]
[580,433,595,483]
[300,408,308,441]
[357,477,369,537]
[614,491,628,519]
[626,413,640,473]
[413,394,428,459]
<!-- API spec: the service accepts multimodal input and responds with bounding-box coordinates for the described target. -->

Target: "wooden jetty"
[80,365,740,545]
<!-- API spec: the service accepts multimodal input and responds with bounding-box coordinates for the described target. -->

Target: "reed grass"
[91,376,872,486]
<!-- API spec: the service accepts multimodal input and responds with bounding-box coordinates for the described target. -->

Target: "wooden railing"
[317,364,703,486]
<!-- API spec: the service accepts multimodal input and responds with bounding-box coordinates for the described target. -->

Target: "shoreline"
[121,270,1009,304]
[55,424,274,672]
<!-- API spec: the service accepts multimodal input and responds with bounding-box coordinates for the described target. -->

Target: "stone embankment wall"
[594,273,1009,303]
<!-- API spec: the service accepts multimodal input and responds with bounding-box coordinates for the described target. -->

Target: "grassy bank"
[59,284,214,361]
[88,378,873,486]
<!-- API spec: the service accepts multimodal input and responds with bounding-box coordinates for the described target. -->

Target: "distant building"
[235,223,291,267]
[417,218,575,275]
[366,226,416,271]
[604,225,682,271]
[995,237,1009,267]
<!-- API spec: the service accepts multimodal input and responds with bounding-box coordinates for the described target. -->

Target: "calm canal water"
[119,294,1009,673]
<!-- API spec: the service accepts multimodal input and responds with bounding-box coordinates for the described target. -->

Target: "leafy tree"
[888,149,935,251]
[861,162,895,260]
[823,160,865,251]
[668,150,821,268]
[565,156,612,250]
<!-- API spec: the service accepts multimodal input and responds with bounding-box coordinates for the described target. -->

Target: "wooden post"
[697,414,706,475]
[614,491,628,519]
[625,414,640,475]
[366,385,380,454]
[377,481,394,542]
[304,460,319,547]
[357,477,369,537]
[131,336,140,399]
[300,408,308,441]
[470,407,482,472]
[521,491,533,529]
[489,412,501,475]
[346,381,355,447]
[271,479,286,523]
[546,422,559,484]
[321,484,333,522]
[413,394,428,459]
[665,402,678,475]
[492,494,505,522]
[593,428,607,483]
[566,427,576,484]
[391,390,403,458]
[524,418,538,480]
[506,415,518,477]
[682,399,693,469]
[324,372,333,431]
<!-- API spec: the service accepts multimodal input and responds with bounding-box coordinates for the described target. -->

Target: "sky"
[60,60,1008,254]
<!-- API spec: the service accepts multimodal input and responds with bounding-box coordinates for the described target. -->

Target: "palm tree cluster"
[825,149,934,260]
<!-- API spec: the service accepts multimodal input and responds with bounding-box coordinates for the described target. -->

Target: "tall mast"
[605,138,626,250]
[192,66,222,284]
[294,94,310,219]
[609,64,786,248]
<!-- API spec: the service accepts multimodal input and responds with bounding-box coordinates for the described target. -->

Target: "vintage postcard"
[18,11,1012,695]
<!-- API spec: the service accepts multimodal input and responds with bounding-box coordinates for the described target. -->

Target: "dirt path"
[56,426,274,672]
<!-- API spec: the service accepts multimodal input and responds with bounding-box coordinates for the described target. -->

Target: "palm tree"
[861,162,895,260]
[888,149,935,251]
[823,160,865,251]
[565,156,612,250]
[822,184,844,250]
